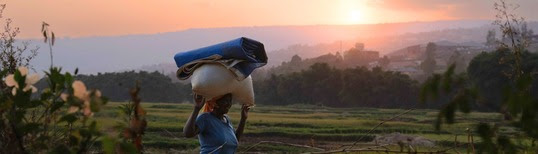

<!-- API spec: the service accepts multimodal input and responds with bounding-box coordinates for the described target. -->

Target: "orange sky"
[3,0,537,39]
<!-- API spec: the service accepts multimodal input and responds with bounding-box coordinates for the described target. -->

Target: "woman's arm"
[235,105,250,140]
[183,94,205,138]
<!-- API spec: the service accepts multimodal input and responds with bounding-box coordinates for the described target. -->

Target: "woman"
[183,93,250,154]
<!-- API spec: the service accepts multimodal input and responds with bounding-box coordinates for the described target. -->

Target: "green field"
[94,102,525,153]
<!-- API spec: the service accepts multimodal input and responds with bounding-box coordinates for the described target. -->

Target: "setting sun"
[349,9,364,24]
[339,0,369,25]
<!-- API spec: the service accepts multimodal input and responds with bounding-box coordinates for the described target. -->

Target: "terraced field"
[94,102,526,153]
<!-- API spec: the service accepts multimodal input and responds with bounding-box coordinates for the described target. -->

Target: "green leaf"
[14,90,32,108]
[27,100,42,108]
[21,122,41,134]
[101,136,117,154]
[65,72,73,84]
[47,67,65,92]
[14,71,26,89]
[50,101,65,113]
[59,114,78,124]
[40,88,53,101]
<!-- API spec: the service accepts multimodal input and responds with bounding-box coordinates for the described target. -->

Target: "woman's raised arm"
[183,94,205,138]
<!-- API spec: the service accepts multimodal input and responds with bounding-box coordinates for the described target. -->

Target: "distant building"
[344,43,380,67]
[387,45,421,61]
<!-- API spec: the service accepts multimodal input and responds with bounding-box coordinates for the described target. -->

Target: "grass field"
[93,102,527,153]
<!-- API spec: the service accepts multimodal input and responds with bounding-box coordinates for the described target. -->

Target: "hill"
[27,20,495,75]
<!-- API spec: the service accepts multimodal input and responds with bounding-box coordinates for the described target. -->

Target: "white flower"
[5,74,16,87]
[70,80,99,117]
[18,67,28,76]
[60,93,69,101]
[4,67,39,95]
[72,81,88,100]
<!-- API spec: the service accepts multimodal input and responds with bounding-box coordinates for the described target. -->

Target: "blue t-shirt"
[196,112,238,154]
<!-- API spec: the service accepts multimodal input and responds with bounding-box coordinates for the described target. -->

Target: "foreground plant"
[102,82,147,154]
[0,66,107,153]
[421,0,538,153]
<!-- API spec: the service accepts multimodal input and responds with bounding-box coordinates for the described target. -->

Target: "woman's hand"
[184,93,205,138]
[236,104,250,140]
[240,105,250,120]
[193,93,205,109]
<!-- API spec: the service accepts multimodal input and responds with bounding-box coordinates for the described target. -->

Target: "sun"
[349,9,363,24]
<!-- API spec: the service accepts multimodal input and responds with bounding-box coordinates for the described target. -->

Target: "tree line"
[36,64,420,108]
[33,48,536,110]
[254,63,420,108]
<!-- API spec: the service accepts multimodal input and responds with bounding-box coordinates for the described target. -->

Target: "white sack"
[191,63,255,106]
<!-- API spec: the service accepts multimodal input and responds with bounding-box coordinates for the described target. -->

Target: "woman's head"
[202,93,232,114]
[213,93,232,114]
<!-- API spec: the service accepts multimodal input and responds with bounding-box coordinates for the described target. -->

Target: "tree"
[255,62,419,108]
[290,54,302,65]
[420,42,437,76]
[379,56,390,69]
[422,0,538,152]
[520,22,534,48]
[447,51,465,73]
[486,29,497,47]
[467,49,538,111]
[0,5,38,75]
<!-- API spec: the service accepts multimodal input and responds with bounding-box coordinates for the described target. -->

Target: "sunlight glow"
[349,10,363,24]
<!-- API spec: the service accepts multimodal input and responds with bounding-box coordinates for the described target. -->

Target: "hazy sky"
[3,0,538,39]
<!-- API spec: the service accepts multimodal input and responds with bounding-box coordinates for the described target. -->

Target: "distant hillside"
[27,20,495,74]
[387,40,487,61]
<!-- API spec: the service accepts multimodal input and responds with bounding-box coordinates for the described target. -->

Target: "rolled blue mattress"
[174,37,267,80]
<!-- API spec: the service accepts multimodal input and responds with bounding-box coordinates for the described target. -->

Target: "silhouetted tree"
[255,63,419,108]
[420,42,437,76]
[447,51,465,73]
[486,29,497,47]
[379,56,390,69]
